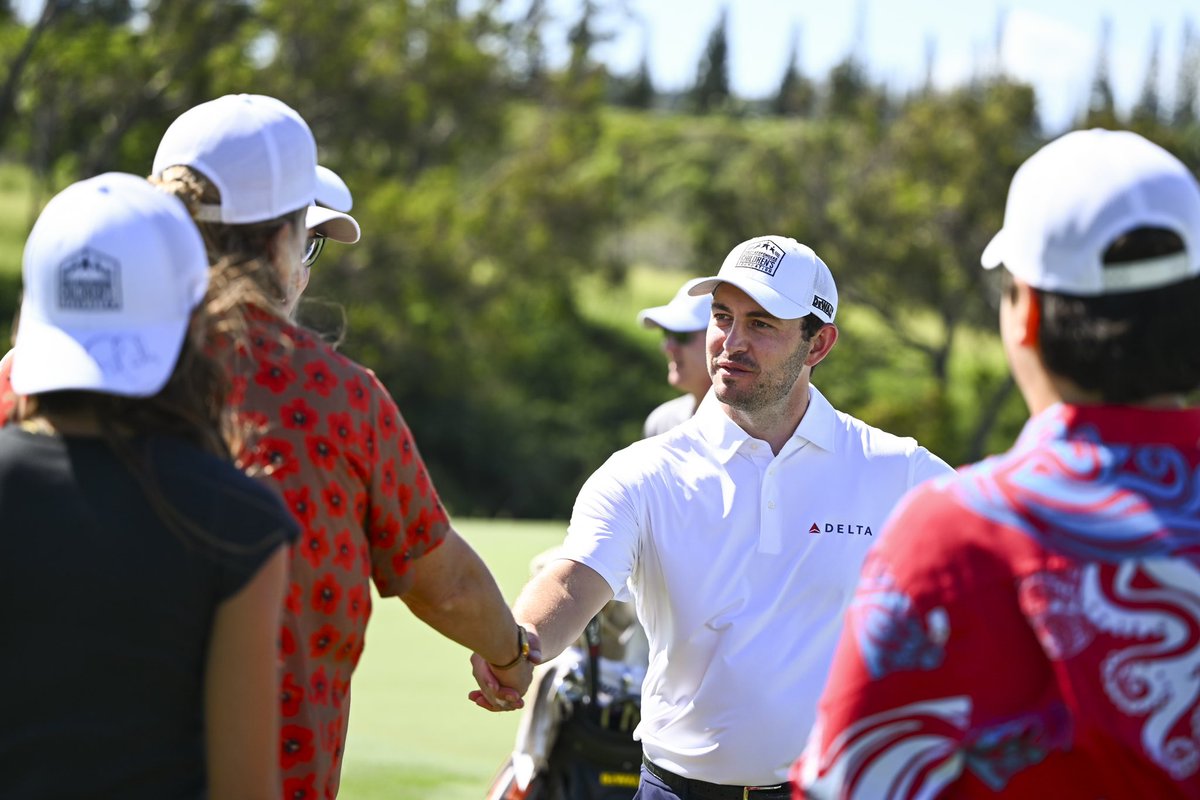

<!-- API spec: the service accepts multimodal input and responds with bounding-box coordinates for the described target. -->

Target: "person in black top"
[0,172,297,799]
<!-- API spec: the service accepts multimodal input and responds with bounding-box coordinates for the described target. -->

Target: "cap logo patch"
[735,239,785,276]
[58,248,121,311]
[812,295,834,316]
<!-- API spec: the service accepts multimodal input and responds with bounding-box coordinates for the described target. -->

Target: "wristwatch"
[490,624,530,670]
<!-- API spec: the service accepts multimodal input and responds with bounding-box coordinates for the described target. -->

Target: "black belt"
[642,757,789,800]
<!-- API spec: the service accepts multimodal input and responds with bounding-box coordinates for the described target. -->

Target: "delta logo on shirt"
[809,521,874,536]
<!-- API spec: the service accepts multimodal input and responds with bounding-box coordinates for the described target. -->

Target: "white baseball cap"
[689,235,838,322]
[637,278,713,332]
[11,172,210,397]
[152,94,360,244]
[982,128,1200,294]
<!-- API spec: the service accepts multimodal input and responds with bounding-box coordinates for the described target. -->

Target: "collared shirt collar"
[693,384,839,464]
[1016,402,1200,452]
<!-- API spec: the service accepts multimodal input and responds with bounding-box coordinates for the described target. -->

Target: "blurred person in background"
[0,172,295,798]
[637,278,713,437]
[150,93,536,799]
[793,129,1200,799]
[472,235,953,800]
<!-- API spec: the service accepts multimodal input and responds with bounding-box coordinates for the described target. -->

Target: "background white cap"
[152,94,360,243]
[689,235,838,322]
[306,164,359,242]
[12,172,210,397]
[637,277,712,332]
[981,128,1200,295]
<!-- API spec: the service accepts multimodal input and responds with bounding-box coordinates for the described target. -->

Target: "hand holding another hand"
[467,627,543,712]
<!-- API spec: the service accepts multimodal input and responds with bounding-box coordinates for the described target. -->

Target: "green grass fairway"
[339,518,568,799]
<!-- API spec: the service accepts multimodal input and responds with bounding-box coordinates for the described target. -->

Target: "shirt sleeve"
[211,475,301,602]
[559,450,644,602]
[791,481,1069,799]
[908,445,956,489]
[361,370,449,597]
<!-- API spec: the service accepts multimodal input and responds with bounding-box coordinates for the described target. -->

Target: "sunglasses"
[302,233,327,268]
[663,329,698,345]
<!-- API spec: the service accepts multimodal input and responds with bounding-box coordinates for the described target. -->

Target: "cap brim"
[11,315,187,397]
[306,206,360,244]
[981,229,1006,269]
[637,305,705,331]
[688,276,813,320]
[315,165,353,212]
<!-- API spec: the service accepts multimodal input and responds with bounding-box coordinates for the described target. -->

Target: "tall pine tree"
[1084,18,1119,127]
[1131,25,1162,125]
[689,6,730,114]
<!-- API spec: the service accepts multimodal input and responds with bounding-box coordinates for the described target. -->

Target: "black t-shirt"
[0,426,298,799]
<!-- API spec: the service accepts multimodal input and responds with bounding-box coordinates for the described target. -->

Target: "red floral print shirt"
[230,312,448,799]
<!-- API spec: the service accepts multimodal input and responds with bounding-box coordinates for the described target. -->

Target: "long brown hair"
[150,165,305,325]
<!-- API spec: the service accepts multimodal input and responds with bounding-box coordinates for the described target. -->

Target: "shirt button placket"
[760,453,782,554]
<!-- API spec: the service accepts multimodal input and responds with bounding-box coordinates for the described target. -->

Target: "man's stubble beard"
[712,337,812,413]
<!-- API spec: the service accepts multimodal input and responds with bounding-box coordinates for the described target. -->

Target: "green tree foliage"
[1175,21,1199,126]
[824,54,889,128]
[772,25,815,117]
[614,49,655,109]
[2,3,1199,515]
[1085,18,1119,128]
[689,6,730,114]
[57,0,134,26]
[248,0,658,517]
[1131,26,1162,126]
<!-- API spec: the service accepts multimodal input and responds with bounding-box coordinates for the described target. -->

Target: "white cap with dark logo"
[152,94,360,244]
[688,235,838,322]
[982,128,1200,294]
[638,277,713,332]
[12,172,210,397]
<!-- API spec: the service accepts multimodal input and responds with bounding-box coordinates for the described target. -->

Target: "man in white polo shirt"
[470,235,953,799]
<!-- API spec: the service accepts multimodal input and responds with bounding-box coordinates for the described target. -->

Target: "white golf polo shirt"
[560,385,953,785]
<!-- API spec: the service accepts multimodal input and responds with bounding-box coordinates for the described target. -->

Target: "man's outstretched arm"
[469,558,614,712]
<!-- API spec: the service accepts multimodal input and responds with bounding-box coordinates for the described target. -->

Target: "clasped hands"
[467,628,543,712]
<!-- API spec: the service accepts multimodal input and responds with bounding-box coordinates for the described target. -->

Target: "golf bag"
[486,615,646,800]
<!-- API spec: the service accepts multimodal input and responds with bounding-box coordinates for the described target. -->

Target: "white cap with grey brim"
[638,277,713,332]
[981,128,1200,294]
[151,93,360,244]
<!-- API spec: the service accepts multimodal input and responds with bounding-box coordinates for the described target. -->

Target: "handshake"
[468,625,544,712]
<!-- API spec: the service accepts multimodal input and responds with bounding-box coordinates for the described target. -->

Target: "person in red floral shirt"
[148,94,538,799]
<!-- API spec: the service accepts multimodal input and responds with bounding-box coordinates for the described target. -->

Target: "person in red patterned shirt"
[793,130,1200,799]
[149,94,538,799]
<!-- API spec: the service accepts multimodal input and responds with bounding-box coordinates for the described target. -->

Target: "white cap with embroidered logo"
[638,277,713,332]
[152,93,360,244]
[688,235,838,322]
[11,172,210,397]
[981,128,1200,294]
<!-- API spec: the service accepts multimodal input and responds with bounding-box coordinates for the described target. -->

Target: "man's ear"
[805,323,838,368]
[1014,280,1041,348]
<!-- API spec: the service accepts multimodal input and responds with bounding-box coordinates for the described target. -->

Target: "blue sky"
[524,0,1199,132]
